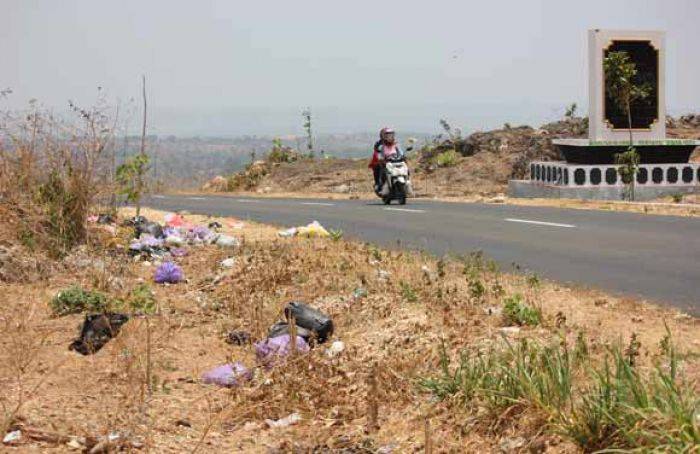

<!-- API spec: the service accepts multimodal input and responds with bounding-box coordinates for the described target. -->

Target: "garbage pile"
[203,301,335,387]
[127,213,239,264]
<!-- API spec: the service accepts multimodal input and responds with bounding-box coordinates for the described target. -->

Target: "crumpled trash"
[154,262,184,284]
[202,361,252,387]
[97,213,116,224]
[69,313,129,355]
[277,227,298,238]
[220,258,236,268]
[352,287,368,299]
[225,330,251,346]
[284,301,334,343]
[326,340,345,358]
[297,220,329,238]
[265,412,301,428]
[215,235,239,248]
[164,213,185,227]
[123,215,147,226]
[267,321,314,341]
[187,225,213,242]
[170,247,188,257]
[136,221,164,239]
[165,235,185,246]
[3,430,21,444]
[255,335,309,367]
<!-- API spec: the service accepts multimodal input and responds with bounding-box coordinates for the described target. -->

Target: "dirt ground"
[1,208,698,452]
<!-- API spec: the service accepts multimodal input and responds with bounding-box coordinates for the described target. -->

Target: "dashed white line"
[505,218,576,228]
[236,199,260,203]
[187,197,206,201]
[384,207,426,213]
[152,195,166,199]
[300,202,335,207]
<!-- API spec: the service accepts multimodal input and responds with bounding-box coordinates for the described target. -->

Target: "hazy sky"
[2,0,699,136]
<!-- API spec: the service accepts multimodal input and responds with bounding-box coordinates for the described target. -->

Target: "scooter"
[376,155,413,205]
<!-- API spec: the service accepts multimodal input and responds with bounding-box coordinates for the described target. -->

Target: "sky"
[1,0,699,136]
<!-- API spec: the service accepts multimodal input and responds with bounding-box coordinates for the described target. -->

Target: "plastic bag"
[136,221,164,239]
[154,262,184,284]
[297,220,329,238]
[255,335,309,367]
[267,321,314,340]
[284,301,334,343]
[202,361,252,387]
[69,313,129,355]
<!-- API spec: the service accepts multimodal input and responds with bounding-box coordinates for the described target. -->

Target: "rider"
[369,127,403,193]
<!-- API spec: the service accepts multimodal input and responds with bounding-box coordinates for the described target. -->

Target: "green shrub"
[434,149,458,168]
[329,229,344,242]
[125,283,156,314]
[400,281,418,302]
[502,294,541,326]
[50,285,109,316]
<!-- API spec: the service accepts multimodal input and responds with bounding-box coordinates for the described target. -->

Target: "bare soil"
[1,208,698,452]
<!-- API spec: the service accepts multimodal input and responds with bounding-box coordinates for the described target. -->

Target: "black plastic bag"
[69,313,129,355]
[267,321,314,341]
[135,222,164,239]
[283,301,333,343]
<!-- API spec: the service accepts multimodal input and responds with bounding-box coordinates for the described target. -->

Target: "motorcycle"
[376,154,413,205]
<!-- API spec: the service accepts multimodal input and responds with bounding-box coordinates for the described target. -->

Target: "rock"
[499,326,521,336]
[175,419,192,428]
[332,184,350,193]
[483,306,502,316]
[202,175,228,192]
[499,436,526,452]
[378,270,391,280]
[265,412,301,428]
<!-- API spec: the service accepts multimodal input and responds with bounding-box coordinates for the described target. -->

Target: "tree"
[603,51,651,201]
[117,76,149,217]
[302,107,314,158]
[565,102,578,119]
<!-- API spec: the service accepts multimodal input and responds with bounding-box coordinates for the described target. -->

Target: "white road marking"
[187,197,206,201]
[385,207,426,213]
[300,202,335,207]
[236,199,260,203]
[505,218,576,228]
[152,195,166,199]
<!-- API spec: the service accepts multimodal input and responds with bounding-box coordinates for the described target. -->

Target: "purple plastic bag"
[255,335,309,368]
[130,234,164,251]
[202,361,252,387]
[162,226,180,238]
[170,247,188,257]
[154,261,184,284]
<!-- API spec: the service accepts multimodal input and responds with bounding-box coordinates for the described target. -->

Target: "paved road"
[145,195,700,315]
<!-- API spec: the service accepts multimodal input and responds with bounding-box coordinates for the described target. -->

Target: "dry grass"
[0,208,697,452]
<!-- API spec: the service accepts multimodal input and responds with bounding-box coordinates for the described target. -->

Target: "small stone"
[499,326,521,335]
[326,340,345,358]
[499,436,526,452]
[631,315,644,323]
[175,419,192,428]
[265,412,301,428]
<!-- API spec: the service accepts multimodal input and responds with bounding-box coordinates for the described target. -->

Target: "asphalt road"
[145,195,700,315]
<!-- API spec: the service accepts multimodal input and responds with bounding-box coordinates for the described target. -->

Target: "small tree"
[117,75,150,217]
[565,102,578,119]
[302,107,314,159]
[116,154,150,217]
[603,51,651,201]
